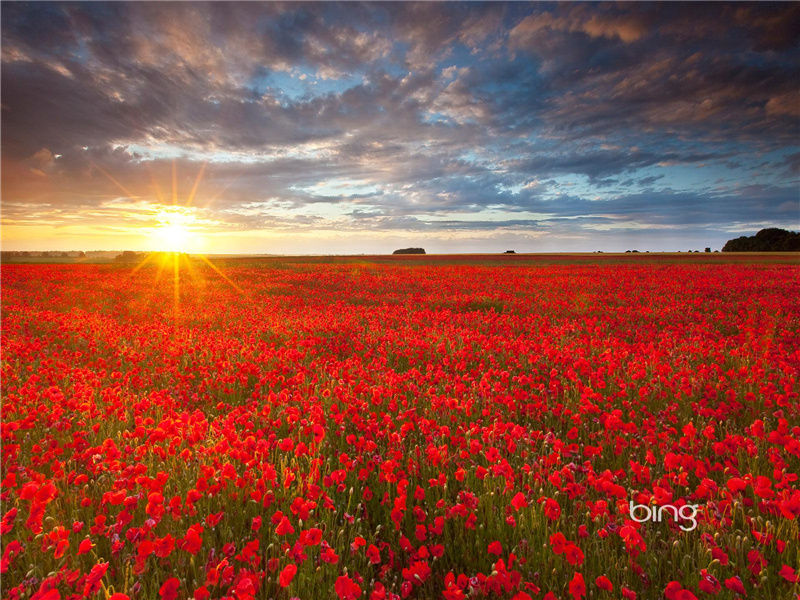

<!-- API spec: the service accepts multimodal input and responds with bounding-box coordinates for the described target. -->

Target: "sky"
[1,2,798,254]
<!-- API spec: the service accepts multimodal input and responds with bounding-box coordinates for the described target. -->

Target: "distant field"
[2,258,799,599]
[208,252,800,266]
[2,252,798,266]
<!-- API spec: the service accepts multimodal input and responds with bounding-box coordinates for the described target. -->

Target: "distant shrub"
[393,248,426,254]
[115,251,146,262]
[504,250,516,254]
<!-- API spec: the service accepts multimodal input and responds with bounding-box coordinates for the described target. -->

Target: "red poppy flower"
[724,576,746,595]
[595,575,613,591]
[335,575,362,600]
[779,565,799,583]
[159,578,180,600]
[275,516,295,536]
[279,563,297,587]
[569,572,586,600]
[543,498,561,520]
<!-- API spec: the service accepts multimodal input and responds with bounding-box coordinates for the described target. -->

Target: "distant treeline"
[115,251,148,262]
[1,250,86,258]
[723,228,800,252]
[115,251,189,261]
[393,248,426,254]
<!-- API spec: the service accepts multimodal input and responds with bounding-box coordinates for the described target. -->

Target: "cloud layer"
[2,2,798,252]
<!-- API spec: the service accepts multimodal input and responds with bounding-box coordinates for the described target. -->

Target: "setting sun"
[151,208,198,252]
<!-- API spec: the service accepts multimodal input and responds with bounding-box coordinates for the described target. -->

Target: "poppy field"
[1,256,799,600]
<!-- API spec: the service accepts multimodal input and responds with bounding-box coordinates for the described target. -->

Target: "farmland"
[1,255,799,600]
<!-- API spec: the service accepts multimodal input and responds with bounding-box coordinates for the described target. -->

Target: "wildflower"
[335,575,362,600]
[279,564,298,587]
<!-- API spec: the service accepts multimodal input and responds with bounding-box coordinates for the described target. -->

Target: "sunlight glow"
[151,208,198,252]
[116,161,246,321]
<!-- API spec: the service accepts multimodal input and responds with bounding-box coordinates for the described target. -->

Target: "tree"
[722,228,800,252]
[115,251,146,262]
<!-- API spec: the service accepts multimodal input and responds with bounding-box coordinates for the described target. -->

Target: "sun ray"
[153,252,169,284]
[148,163,166,205]
[180,254,207,303]
[188,180,233,213]
[90,160,139,201]
[129,250,158,277]
[185,162,208,208]
[197,254,246,295]
[171,160,178,206]
[173,252,181,319]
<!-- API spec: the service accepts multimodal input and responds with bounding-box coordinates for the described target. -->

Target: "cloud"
[2,2,798,251]
[510,8,649,45]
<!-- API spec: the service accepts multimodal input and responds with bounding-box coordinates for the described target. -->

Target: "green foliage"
[722,228,800,252]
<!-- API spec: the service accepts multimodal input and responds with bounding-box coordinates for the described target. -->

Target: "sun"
[151,208,197,252]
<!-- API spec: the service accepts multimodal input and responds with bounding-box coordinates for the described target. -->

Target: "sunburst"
[150,208,196,253]
[92,158,245,319]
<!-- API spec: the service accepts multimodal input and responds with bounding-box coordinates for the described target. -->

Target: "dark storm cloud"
[2,2,798,249]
